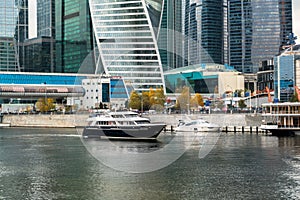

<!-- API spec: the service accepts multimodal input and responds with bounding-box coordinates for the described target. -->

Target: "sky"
[28,0,37,39]
[28,0,300,43]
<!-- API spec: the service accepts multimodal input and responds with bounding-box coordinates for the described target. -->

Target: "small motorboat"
[174,118,220,132]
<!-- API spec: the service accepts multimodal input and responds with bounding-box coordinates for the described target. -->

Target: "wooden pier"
[164,125,269,135]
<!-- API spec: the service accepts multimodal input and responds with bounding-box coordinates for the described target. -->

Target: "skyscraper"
[55,0,94,73]
[0,0,28,71]
[228,0,293,73]
[37,0,55,37]
[158,0,183,70]
[89,0,166,92]
[31,0,55,72]
[184,0,226,66]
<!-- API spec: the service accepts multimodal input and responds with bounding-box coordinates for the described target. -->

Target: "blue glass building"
[158,0,184,70]
[274,45,300,102]
[0,0,28,71]
[55,0,95,73]
[228,0,293,73]
[184,0,226,66]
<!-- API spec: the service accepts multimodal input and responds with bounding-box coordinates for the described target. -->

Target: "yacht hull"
[175,126,220,132]
[82,124,166,139]
[263,128,300,136]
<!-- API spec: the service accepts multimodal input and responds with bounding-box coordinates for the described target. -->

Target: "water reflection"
[1,128,300,199]
[81,131,221,173]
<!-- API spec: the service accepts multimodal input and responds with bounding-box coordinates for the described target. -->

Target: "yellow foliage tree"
[128,91,141,110]
[175,86,190,111]
[190,93,204,109]
[35,98,55,113]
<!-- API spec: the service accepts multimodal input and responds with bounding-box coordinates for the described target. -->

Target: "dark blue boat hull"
[82,124,166,139]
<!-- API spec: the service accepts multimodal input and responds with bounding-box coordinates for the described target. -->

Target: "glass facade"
[228,0,292,73]
[0,73,85,85]
[22,37,53,73]
[274,54,298,102]
[158,0,184,71]
[36,0,55,72]
[89,0,165,93]
[55,0,94,73]
[0,0,28,71]
[184,0,225,66]
[37,0,55,37]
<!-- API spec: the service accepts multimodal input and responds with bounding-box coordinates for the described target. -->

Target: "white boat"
[174,118,221,132]
[261,102,300,136]
[82,110,166,139]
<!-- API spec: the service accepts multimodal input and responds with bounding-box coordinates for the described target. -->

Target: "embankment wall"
[2,113,263,128]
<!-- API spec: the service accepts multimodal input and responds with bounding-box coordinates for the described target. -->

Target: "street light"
[226,85,233,114]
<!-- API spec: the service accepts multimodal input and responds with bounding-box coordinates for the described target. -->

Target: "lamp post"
[141,94,143,115]
[227,85,233,114]
[187,87,190,115]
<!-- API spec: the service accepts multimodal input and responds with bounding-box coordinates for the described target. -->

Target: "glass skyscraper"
[89,0,166,92]
[37,0,55,37]
[184,0,226,66]
[228,0,293,73]
[0,0,28,71]
[55,0,94,73]
[158,0,183,71]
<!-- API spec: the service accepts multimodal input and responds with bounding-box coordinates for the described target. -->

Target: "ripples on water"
[1,128,300,199]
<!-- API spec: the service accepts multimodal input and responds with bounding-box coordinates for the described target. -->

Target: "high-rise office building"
[37,0,55,37]
[22,0,56,73]
[22,37,53,73]
[0,0,28,71]
[184,0,226,66]
[228,0,293,73]
[55,0,94,73]
[37,0,55,72]
[158,0,183,70]
[89,0,165,92]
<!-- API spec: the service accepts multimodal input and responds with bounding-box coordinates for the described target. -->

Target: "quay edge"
[1,114,264,132]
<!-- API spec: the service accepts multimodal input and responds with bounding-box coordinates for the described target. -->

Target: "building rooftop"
[164,63,237,75]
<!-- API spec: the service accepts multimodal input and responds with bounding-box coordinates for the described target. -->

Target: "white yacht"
[174,118,221,132]
[82,110,166,139]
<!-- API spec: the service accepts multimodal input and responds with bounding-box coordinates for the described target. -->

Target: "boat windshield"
[124,114,138,118]
[135,120,151,124]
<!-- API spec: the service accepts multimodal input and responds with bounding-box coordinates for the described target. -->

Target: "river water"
[1,128,300,200]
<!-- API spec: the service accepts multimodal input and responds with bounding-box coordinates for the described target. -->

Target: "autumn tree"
[149,87,166,112]
[128,91,141,110]
[35,98,55,113]
[190,93,204,109]
[175,86,190,111]
[141,91,150,111]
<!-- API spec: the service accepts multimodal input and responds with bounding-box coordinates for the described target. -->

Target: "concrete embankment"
[1,113,264,133]
[2,114,88,128]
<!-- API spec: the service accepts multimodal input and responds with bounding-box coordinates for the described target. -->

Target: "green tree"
[238,99,247,108]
